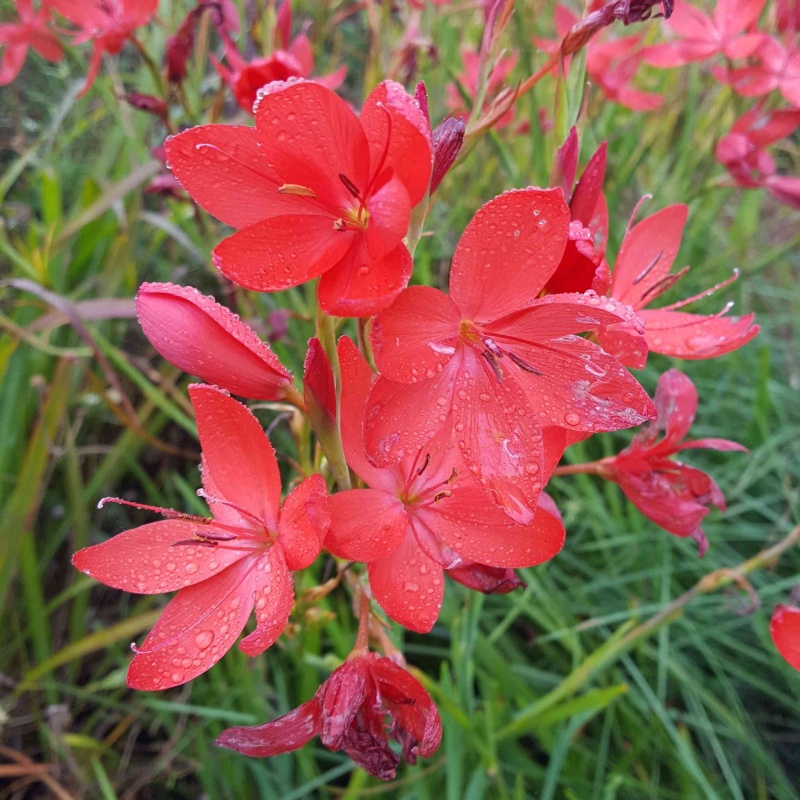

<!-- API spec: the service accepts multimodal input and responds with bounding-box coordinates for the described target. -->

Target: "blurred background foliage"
[0,0,798,797]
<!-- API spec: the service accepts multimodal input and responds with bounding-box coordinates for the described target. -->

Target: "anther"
[507,351,544,375]
[338,173,361,198]
[481,349,504,383]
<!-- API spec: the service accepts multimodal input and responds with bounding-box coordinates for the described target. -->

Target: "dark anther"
[507,351,544,375]
[172,539,217,548]
[417,453,431,476]
[481,349,504,383]
[446,468,458,484]
[339,173,361,198]
[433,490,452,502]
[633,250,663,285]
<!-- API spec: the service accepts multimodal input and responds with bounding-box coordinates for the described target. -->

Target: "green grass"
[1,1,799,797]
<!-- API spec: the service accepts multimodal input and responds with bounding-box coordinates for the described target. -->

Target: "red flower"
[216,651,442,780]
[716,105,800,209]
[599,203,759,368]
[50,0,158,96]
[365,188,654,524]
[446,560,526,594]
[0,0,63,86]
[770,604,800,671]
[595,369,747,554]
[135,282,301,405]
[718,34,800,108]
[165,80,432,317]
[644,0,766,68]
[72,385,328,690]
[325,338,565,631]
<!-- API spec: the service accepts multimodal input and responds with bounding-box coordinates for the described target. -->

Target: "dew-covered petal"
[127,557,258,690]
[240,547,294,656]
[278,474,329,571]
[449,189,571,323]
[189,385,282,530]
[368,532,443,633]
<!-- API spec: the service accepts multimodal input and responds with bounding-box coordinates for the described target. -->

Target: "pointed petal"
[611,205,688,309]
[213,214,355,292]
[369,533,443,632]
[370,286,461,383]
[770,605,800,672]
[317,240,413,318]
[254,81,370,211]
[360,81,433,206]
[364,175,411,260]
[217,699,322,756]
[239,546,293,656]
[127,557,258,690]
[278,474,329,570]
[570,142,607,227]
[319,657,370,748]
[136,283,292,400]
[451,348,544,524]
[641,308,759,359]
[189,385,282,530]
[449,188,571,322]
[325,490,408,562]
[652,368,698,446]
[426,482,564,568]
[72,520,243,594]
[165,125,295,228]
[596,321,649,369]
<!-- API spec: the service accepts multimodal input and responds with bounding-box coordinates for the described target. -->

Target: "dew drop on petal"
[194,630,215,650]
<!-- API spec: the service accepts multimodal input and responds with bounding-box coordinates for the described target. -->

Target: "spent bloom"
[217,650,442,780]
[591,369,747,554]
[166,80,432,317]
[73,385,328,690]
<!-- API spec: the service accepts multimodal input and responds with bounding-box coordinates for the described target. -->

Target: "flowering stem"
[551,459,608,477]
[496,522,800,741]
[315,293,351,491]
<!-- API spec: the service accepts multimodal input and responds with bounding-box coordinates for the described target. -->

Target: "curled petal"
[217,700,322,756]
[278,474,329,571]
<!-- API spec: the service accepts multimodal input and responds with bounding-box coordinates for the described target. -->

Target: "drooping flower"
[326,337,565,631]
[135,282,302,406]
[50,0,159,96]
[643,0,766,68]
[770,603,800,671]
[72,385,328,690]
[599,202,760,368]
[216,651,442,780]
[0,0,63,86]
[445,560,526,594]
[365,188,654,524]
[165,80,432,317]
[592,369,747,554]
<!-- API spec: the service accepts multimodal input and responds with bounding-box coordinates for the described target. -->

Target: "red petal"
[368,532,443,632]
[360,81,433,206]
[364,175,411,259]
[451,348,545,524]
[136,283,292,400]
[449,189,571,322]
[189,385,282,530]
[164,125,293,228]
[652,368,698,447]
[278,474,328,571]
[239,546,293,656]
[72,520,243,594]
[370,286,461,383]
[611,204,688,309]
[303,337,336,430]
[213,214,355,292]
[570,142,607,227]
[127,557,259,690]
[641,309,759,359]
[771,605,800,672]
[596,321,649,369]
[217,699,322,756]
[254,81,370,212]
[325,490,408,561]
[317,241,413,318]
[446,561,525,594]
[425,481,564,568]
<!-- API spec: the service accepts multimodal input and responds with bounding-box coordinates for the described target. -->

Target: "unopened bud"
[430,117,465,194]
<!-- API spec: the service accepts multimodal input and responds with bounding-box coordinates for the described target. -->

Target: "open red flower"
[165,80,432,317]
[135,282,301,405]
[216,651,442,780]
[599,202,759,368]
[644,0,766,68]
[0,0,63,86]
[365,188,654,524]
[72,385,328,690]
[594,369,747,554]
[326,338,565,631]
[770,604,800,671]
[50,0,158,96]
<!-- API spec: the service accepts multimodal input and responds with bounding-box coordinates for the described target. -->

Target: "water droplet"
[404,581,420,592]
[564,412,581,426]
[194,630,214,650]
[185,562,198,574]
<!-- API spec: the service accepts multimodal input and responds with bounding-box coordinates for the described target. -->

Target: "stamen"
[172,539,218,548]
[484,337,504,357]
[660,269,740,311]
[632,250,663,285]
[507,351,544,375]
[639,269,686,303]
[196,489,267,529]
[279,183,317,198]
[481,349,504,383]
[433,490,451,502]
[98,496,207,522]
[338,173,361,198]
[416,453,431,476]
